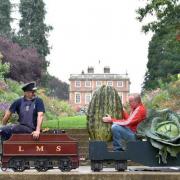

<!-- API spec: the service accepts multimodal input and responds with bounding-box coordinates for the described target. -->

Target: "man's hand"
[32,130,40,140]
[102,115,112,123]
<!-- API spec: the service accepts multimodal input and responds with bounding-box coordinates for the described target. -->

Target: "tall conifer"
[0,0,11,37]
[18,0,52,69]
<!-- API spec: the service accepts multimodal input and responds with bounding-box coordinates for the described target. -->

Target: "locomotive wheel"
[35,160,49,172]
[59,159,72,172]
[115,160,127,171]
[91,160,103,172]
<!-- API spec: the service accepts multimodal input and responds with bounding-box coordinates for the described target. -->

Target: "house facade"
[69,67,130,111]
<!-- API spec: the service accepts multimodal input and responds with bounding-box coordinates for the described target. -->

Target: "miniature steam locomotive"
[1,132,180,172]
[0,132,79,172]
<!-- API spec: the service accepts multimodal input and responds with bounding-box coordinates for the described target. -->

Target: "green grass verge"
[42,115,87,129]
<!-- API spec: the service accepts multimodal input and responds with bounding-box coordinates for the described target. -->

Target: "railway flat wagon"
[89,140,180,171]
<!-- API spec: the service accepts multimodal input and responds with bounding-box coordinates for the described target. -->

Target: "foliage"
[87,85,123,141]
[142,29,180,90]
[0,0,12,37]
[137,0,180,90]
[42,115,86,129]
[5,79,22,96]
[0,37,69,100]
[16,0,53,70]
[0,102,19,123]
[0,51,10,80]
[136,0,180,33]
[41,73,69,100]
[137,109,180,164]
[0,80,22,124]
[142,79,180,112]
[0,90,19,102]
[0,36,43,82]
[36,89,75,120]
[0,80,8,90]
[0,102,10,111]
[0,102,9,122]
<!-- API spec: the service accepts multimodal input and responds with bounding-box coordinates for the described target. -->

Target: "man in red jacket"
[103,93,147,151]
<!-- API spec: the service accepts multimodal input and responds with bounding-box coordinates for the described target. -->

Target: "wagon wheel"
[12,160,26,172]
[12,166,25,172]
[36,166,48,172]
[91,160,103,172]
[59,159,72,172]
[115,160,127,171]
[1,167,7,171]
[35,160,49,172]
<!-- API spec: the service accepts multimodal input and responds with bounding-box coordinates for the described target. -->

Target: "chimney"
[104,66,110,73]
[87,66,94,73]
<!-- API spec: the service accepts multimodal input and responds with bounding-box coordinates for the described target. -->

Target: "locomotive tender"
[0,132,79,172]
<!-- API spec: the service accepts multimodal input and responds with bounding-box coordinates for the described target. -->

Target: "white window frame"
[75,81,81,87]
[96,81,102,87]
[117,81,123,87]
[85,93,91,104]
[107,81,113,86]
[75,92,81,104]
[85,81,91,87]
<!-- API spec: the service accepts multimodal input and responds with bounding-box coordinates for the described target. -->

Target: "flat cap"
[22,82,37,92]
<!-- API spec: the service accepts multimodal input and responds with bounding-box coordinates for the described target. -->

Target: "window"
[85,81,91,87]
[75,81,81,87]
[75,92,81,104]
[117,81,123,87]
[96,81,102,87]
[85,93,91,104]
[107,81,113,86]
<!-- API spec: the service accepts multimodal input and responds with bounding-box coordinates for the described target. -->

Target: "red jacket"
[111,103,147,132]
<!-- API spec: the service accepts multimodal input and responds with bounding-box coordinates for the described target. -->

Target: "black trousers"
[0,124,33,140]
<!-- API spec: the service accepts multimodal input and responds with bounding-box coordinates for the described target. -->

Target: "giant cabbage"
[137,109,180,164]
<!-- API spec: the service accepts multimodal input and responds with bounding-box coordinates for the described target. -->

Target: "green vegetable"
[137,109,180,164]
[86,85,123,141]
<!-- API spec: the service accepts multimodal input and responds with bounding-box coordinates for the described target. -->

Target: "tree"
[0,36,43,83]
[143,28,180,90]
[137,0,180,90]
[0,0,12,37]
[136,0,180,33]
[17,0,52,69]
[43,74,69,100]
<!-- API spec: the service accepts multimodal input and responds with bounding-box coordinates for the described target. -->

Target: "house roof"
[69,73,130,81]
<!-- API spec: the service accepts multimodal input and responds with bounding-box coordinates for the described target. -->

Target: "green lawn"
[42,115,87,129]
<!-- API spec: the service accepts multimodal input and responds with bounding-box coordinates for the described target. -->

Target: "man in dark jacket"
[0,82,45,140]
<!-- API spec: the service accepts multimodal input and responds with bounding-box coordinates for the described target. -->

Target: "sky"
[45,1,152,92]
[45,0,152,93]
